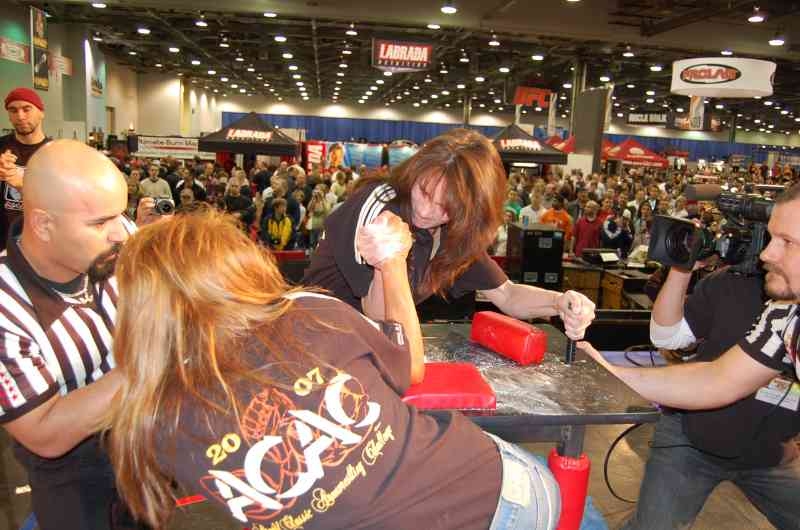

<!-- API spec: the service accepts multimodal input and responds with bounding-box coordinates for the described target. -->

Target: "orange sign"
[513,87,551,108]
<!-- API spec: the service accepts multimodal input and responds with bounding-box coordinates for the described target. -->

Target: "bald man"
[0,140,150,529]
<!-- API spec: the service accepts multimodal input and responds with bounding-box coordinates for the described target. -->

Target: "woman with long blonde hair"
[106,210,560,530]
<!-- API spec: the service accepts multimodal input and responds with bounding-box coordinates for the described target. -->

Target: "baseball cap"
[4,87,44,111]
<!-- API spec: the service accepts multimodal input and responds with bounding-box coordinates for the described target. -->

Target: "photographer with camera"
[583,183,800,530]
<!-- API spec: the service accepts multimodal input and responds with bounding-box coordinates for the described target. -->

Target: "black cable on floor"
[603,423,644,504]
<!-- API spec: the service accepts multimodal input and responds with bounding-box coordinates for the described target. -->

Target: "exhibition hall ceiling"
[19,0,800,134]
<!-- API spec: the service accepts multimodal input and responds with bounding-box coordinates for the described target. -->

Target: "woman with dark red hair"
[303,128,595,343]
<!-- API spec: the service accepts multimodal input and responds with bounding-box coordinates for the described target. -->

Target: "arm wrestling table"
[421,322,661,457]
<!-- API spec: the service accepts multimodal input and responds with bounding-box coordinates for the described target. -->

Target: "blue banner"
[388,146,418,166]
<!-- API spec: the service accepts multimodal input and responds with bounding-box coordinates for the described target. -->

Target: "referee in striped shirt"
[0,140,156,529]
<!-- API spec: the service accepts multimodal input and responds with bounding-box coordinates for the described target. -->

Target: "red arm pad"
[470,311,547,365]
[402,362,496,410]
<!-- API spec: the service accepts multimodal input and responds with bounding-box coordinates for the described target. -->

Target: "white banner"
[671,58,775,98]
[134,136,215,159]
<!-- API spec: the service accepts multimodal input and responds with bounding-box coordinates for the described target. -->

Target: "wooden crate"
[563,264,603,290]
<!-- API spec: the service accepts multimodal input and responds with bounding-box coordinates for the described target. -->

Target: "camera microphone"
[685,184,723,202]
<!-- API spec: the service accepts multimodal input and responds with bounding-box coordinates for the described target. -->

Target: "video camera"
[648,184,779,275]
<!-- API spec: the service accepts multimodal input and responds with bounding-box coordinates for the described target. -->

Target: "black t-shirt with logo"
[302,181,507,311]
[159,294,501,529]
[681,269,800,468]
[0,133,50,250]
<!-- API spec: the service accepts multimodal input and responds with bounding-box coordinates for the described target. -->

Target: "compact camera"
[153,197,175,215]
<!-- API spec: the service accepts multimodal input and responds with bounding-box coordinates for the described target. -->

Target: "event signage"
[498,138,543,151]
[627,113,667,125]
[134,136,215,159]
[0,36,29,64]
[513,86,551,108]
[225,128,273,142]
[372,39,433,73]
[30,6,48,90]
[671,57,775,98]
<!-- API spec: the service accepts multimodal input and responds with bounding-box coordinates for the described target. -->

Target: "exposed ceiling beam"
[640,0,752,37]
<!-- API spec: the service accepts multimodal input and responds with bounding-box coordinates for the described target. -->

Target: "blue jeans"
[622,413,800,530]
[487,433,561,530]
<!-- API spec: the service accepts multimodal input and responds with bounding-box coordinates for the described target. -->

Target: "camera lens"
[154,199,175,215]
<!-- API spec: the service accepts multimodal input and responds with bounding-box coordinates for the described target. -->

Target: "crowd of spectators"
[116,155,388,251]
[491,163,798,260]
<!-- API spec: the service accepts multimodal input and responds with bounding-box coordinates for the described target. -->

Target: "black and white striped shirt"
[0,221,132,423]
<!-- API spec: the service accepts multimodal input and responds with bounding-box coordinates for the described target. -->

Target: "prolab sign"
[226,128,273,142]
[680,63,742,84]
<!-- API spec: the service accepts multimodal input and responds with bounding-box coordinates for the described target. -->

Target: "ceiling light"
[220,76,229,82]
[475,76,485,82]
[715,104,724,109]
[489,34,500,47]
[599,75,611,82]
[650,64,663,72]
[748,6,765,23]
[626,83,635,89]
[769,33,785,46]
[169,46,180,53]
[263,11,277,18]
[421,99,429,104]
[289,65,299,71]
[191,59,201,65]
[213,88,218,93]
[128,50,137,56]
[370,85,377,90]
[441,90,450,95]
[292,74,301,79]
[346,23,358,36]
[617,112,624,117]
[781,110,789,115]
[531,54,544,61]
[754,95,762,99]
[342,49,352,55]
[235,56,244,62]
[460,56,469,63]
[754,119,761,123]
[336,80,343,85]
[676,107,684,112]
[384,71,392,76]
[613,102,620,107]
[231,83,238,88]
[92,35,103,42]
[366,91,373,95]
[457,83,466,89]
[413,102,421,107]
[413,85,420,90]
[137,27,151,35]
[219,41,229,48]
[91,2,107,7]
[337,72,345,77]
[263,82,269,87]
[296,81,304,86]
[494,98,501,104]
[195,16,208,28]
[339,63,348,68]
[479,103,486,108]
[499,66,510,73]
[247,67,255,72]
[764,100,773,106]
[721,49,733,56]
[646,98,655,103]
[239,88,246,93]
[427,23,441,30]
[424,77,432,83]
[622,46,634,58]
[441,1,457,14]
[563,82,572,89]
[155,63,163,68]
[207,70,216,75]
[376,79,384,85]
[274,35,287,43]
[535,106,542,112]
[282,52,293,59]
[646,90,655,96]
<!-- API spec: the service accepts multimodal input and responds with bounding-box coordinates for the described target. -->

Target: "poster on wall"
[30,6,48,90]
[388,146,417,167]
[304,141,327,172]
[0,36,30,64]
[326,142,347,169]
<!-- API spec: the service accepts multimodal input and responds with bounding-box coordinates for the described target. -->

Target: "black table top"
[422,322,660,427]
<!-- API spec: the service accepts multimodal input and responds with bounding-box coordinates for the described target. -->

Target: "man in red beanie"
[1,87,49,251]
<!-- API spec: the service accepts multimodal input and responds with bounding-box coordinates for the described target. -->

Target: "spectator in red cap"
[1,87,49,251]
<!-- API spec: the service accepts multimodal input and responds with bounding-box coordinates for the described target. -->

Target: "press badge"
[755,377,800,411]
[500,457,531,507]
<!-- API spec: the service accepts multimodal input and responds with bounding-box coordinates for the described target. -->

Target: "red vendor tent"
[605,138,669,169]
[552,136,617,160]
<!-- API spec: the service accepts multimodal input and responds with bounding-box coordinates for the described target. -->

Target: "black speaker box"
[507,223,564,290]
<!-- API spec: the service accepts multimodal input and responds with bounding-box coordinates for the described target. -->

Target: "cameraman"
[582,185,800,530]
